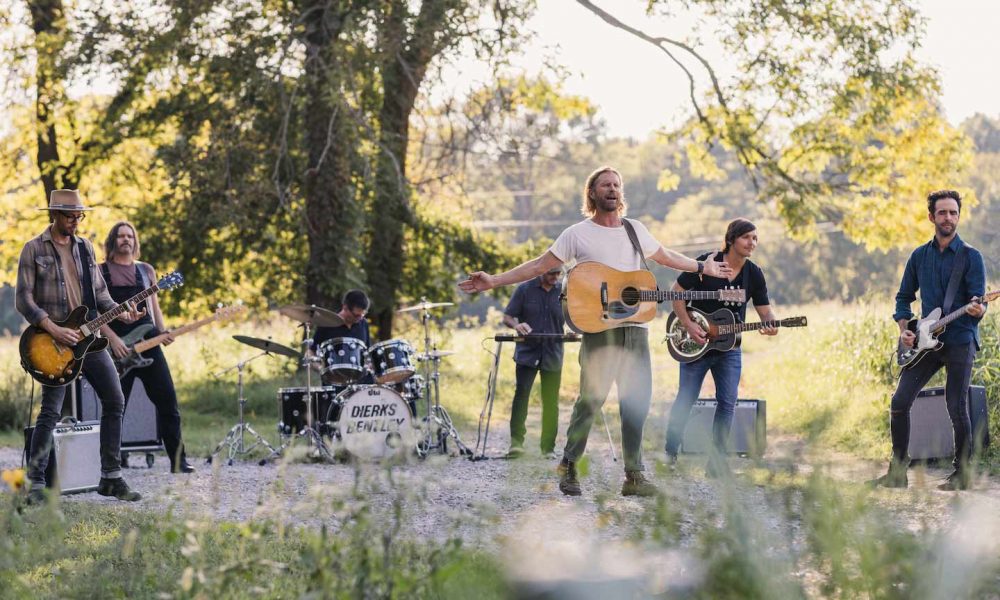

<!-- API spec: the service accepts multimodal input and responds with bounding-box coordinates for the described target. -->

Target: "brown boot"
[621,470,657,497]
[558,459,581,496]
[867,459,908,489]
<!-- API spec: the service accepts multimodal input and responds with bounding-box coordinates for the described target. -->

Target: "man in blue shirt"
[872,190,987,490]
[502,267,565,458]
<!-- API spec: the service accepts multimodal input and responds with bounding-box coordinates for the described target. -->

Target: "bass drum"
[334,385,416,460]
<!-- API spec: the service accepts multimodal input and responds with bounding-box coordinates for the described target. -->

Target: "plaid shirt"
[15,226,116,326]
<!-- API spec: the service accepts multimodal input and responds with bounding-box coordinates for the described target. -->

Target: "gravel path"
[4,407,1000,595]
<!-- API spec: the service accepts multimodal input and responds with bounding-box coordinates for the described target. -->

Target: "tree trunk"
[29,0,73,196]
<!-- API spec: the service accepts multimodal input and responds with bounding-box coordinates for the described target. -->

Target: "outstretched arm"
[649,247,732,278]
[458,251,563,294]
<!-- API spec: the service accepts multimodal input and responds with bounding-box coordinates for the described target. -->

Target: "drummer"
[310,289,375,384]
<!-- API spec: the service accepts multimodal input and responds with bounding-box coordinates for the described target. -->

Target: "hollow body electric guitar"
[562,262,746,334]
[896,290,999,371]
[114,304,245,377]
[19,272,184,386]
[665,307,808,363]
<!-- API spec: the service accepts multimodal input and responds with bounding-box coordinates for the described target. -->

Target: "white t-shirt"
[549,218,661,270]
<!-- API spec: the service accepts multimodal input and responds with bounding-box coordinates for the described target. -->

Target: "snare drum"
[318,337,368,385]
[278,386,343,435]
[368,339,415,384]
[335,385,415,459]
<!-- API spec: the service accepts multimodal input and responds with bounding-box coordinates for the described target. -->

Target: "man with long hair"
[101,221,194,474]
[663,218,776,477]
[460,166,732,497]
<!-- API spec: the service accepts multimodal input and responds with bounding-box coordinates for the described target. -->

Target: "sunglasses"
[59,212,86,223]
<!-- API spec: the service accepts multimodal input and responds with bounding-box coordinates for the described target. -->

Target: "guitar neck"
[133,313,222,353]
[718,320,782,335]
[931,291,998,331]
[84,284,159,333]
[639,290,725,302]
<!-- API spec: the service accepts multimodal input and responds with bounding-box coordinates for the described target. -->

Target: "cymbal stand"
[264,322,333,463]
[208,351,279,466]
[415,302,470,456]
[471,341,504,460]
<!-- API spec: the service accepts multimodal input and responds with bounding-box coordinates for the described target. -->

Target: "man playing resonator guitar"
[871,190,988,491]
[460,166,733,498]
[663,218,778,477]
[15,190,142,503]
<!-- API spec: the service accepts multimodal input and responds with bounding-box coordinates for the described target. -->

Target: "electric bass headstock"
[157,271,184,291]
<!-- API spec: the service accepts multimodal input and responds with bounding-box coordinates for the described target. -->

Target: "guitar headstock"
[979,290,1000,304]
[157,271,184,291]
[781,316,808,327]
[720,286,746,306]
[215,303,248,321]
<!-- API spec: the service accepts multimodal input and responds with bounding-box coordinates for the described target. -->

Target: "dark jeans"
[28,349,124,486]
[890,342,975,470]
[665,349,742,457]
[120,345,187,467]
[510,364,561,453]
[564,327,651,472]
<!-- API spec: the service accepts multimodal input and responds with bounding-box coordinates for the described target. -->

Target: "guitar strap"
[942,244,967,314]
[76,239,98,321]
[621,219,652,271]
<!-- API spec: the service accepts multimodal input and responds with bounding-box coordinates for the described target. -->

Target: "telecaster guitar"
[896,290,999,370]
[114,304,246,377]
[19,272,184,386]
[562,262,746,334]
[665,307,807,363]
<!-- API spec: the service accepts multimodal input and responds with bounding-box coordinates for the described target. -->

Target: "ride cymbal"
[278,304,344,327]
[232,335,300,358]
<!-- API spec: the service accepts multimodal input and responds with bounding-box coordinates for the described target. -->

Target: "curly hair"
[581,166,627,218]
[927,189,962,214]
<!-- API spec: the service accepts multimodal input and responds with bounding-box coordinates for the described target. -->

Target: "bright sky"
[437,0,1000,139]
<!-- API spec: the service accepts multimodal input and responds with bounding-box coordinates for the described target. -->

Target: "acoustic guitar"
[19,271,184,386]
[561,262,746,334]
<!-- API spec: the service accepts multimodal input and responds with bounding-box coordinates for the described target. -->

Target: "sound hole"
[621,287,640,306]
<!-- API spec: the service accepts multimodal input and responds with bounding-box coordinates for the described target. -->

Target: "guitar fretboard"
[718,320,782,335]
[630,290,729,302]
[84,285,159,332]
[930,291,1000,332]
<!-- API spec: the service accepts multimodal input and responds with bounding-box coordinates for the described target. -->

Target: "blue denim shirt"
[893,235,986,348]
[504,277,565,371]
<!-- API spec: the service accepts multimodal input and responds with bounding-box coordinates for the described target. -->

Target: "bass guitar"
[896,290,999,370]
[19,272,184,386]
[114,304,246,377]
[562,262,746,334]
[665,307,808,363]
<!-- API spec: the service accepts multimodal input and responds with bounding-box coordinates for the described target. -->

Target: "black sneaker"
[558,459,581,496]
[937,469,971,491]
[172,460,196,474]
[621,470,657,497]
[97,477,142,501]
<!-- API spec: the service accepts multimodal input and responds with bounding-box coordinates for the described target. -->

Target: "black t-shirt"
[313,319,371,348]
[676,251,769,322]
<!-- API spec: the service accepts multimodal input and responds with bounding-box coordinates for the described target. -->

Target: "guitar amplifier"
[680,399,766,457]
[907,385,991,460]
[78,376,164,455]
[23,418,102,493]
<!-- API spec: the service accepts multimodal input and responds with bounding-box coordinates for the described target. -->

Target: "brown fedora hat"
[36,189,95,211]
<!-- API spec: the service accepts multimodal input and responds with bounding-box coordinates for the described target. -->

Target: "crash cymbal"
[416,349,456,361]
[278,304,344,327]
[232,335,300,358]
[396,300,454,313]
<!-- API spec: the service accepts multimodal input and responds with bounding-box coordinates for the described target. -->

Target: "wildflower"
[2,468,26,492]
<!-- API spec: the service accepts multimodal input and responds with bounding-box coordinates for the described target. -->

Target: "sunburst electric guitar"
[896,290,999,370]
[561,262,746,334]
[665,307,808,363]
[19,271,184,386]
[114,303,246,377]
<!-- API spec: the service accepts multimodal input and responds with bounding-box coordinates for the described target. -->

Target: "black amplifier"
[680,399,766,457]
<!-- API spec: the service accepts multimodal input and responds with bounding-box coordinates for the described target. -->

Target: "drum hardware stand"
[471,340,504,461]
[599,403,618,463]
[412,299,470,457]
[208,351,279,466]
[263,322,334,464]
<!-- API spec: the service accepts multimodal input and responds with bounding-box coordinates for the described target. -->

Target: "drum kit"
[207,299,468,465]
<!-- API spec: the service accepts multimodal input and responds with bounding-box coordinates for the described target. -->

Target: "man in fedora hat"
[16,189,142,503]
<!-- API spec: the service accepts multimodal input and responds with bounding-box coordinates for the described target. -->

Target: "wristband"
[696,261,705,275]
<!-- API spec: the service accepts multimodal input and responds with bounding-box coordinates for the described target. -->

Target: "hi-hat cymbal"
[416,349,456,361]
[233,335,300,358]
[278,304,344,327]
[396,300,454,313]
